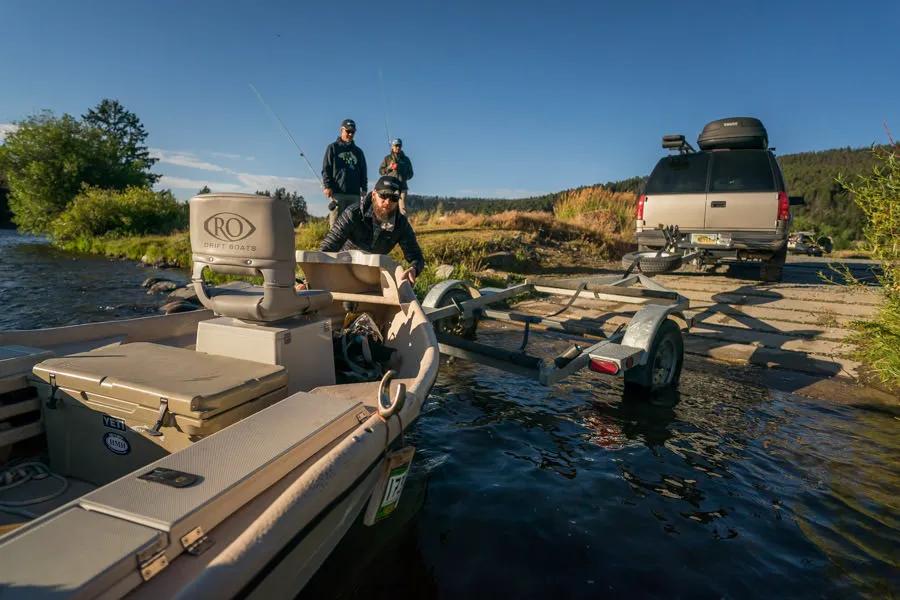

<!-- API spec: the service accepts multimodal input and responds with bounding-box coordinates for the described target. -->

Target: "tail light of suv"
[636,194,646,220]
[777,191,790,221]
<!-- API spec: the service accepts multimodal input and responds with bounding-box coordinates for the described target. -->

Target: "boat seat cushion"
[202,286,333,322]
[31,342,287,419]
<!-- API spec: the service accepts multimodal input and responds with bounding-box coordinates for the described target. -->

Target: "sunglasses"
[343,128,356,134]
[377,191,400,202]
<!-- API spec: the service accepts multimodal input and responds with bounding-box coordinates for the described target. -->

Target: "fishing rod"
[248,83,323,187]
[377,68,392,145]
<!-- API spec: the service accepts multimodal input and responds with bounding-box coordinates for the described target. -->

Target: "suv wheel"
[760,246,787,283]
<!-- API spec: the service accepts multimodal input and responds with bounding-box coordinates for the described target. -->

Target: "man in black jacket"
[378,138,414,215]
[320,175,424,285]
[322,118,367,226]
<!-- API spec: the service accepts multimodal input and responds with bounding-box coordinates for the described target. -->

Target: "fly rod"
[248,83,323,187]
[378,68,392,145]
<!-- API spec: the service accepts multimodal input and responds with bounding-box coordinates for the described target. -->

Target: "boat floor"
[0,464,97,534]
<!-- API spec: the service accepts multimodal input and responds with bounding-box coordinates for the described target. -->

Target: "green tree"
[0,111,154,233]
[83,99,159,184]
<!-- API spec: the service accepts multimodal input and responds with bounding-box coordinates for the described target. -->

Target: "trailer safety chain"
[544,282,588,318]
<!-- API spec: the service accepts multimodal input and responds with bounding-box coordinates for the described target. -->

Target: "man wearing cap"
[320,175,424,285]
[322,119,368,227]
[378,138,414,215]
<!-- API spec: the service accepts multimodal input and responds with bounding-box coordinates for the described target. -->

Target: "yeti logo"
[204,212,257,242]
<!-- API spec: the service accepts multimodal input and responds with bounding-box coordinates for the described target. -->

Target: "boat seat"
[190,192,332,322]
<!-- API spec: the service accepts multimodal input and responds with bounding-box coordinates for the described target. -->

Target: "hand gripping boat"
[0,193,438,598]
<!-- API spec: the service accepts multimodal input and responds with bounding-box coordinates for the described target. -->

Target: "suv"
[635,117,803,282]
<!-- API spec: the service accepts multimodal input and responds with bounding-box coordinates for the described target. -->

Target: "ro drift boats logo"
[204,212,257,242]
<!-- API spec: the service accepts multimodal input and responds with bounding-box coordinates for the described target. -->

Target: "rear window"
[645,154,709,194]
[709,150,775,192]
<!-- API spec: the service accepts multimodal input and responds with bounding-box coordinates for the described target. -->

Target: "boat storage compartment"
[196,315,336,394]
[31,342,288,485]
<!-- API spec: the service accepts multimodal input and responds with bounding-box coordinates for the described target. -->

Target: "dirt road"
[514,256,882,381]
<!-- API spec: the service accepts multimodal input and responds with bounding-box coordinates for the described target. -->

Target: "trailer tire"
[433,288,479,339]
[624,319,683,395]
[621,251,682,275]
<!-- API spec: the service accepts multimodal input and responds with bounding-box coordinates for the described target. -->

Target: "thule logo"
[723,121,738,127]
[203,213,257,242]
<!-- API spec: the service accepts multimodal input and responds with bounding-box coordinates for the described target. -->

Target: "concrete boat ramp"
[513,257,882,381]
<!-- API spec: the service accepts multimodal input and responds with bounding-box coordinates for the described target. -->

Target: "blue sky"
[1,0,898,215]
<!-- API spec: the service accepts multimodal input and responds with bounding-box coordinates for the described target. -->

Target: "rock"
[483,251,517,269]
[141,277,164,288]
[148,280,179,294]
[474,269,510,284]
[159,300,199,314]
[167,286,198,302]
[434,264,455,280]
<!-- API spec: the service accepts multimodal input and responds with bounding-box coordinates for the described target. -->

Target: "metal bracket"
[46,374,59,409]
[146,397,169,436]
[139,551,169,581]
[181,526,214,556]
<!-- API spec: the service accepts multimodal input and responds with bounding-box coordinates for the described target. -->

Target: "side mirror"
[789,196,805,206]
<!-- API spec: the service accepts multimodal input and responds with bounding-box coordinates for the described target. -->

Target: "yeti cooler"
[32,342,288,485]
[698,117,768,150]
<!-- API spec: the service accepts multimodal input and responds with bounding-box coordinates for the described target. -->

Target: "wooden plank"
[0,421,44,447]
[0,397,40,421]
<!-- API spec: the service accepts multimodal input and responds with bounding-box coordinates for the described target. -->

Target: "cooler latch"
[146,397,169,436]
[46,373,59,409]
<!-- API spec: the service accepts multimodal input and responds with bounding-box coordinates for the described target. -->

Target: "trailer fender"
[622,304,682,366]
[422,280,481,312]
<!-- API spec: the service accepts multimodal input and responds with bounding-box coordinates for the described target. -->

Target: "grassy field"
[56,187,638,295]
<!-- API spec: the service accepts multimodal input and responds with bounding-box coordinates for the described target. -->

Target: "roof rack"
[662,134,695,154]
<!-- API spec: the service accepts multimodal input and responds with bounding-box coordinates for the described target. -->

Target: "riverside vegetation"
[0,100,895,387]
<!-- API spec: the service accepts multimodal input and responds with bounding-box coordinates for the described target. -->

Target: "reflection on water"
[0,230,186,330]
[304,332,899,599]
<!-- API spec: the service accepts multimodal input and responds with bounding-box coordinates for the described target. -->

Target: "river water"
[1,231,896,598]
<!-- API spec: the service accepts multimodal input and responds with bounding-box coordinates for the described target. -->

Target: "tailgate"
[705,191,779,230]
[643,193,707,230]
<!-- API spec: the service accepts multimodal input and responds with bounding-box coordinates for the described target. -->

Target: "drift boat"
[0,193,438,598]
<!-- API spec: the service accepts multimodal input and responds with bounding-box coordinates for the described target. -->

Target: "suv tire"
[760,246,787,283]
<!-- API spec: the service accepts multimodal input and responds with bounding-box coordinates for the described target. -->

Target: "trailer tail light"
[636,194,646,220]
[777,191,790,221]
[589,358,619,375]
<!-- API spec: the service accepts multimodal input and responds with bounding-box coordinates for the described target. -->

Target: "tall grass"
[553,187,636,238]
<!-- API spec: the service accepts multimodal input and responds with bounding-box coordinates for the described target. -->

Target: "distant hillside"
[409,147,885,249]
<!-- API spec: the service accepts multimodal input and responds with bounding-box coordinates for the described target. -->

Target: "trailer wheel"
[621,251,682,275]
[433,288,479,339]
[624,319,683,395]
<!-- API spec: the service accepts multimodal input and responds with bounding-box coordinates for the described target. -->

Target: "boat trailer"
[422,272,694,392]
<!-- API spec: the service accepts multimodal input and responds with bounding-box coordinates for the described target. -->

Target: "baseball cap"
[341,118,356,131]
[391,138,403,147]
[374,175,402,194]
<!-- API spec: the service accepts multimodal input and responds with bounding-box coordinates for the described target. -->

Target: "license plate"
[691,233,732,246]
[691,233,719,245]
[364,446,415,525]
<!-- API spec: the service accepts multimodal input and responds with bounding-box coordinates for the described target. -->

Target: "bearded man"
[319,175,424,285]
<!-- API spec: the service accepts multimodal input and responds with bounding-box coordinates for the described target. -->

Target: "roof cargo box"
[698,117,768,150]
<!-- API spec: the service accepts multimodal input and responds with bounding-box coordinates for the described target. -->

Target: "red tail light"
[777,191,789,221]
[636,194,646,220]
[589,358,619,375]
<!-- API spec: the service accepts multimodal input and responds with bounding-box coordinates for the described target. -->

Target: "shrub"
[51,186,187,241]
[838,146,899,388]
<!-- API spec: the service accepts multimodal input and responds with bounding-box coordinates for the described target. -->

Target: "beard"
[373,201,395,223]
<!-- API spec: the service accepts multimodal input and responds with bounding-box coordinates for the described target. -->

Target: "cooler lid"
[31,342,287,418]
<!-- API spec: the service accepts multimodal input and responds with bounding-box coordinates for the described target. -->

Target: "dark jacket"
[378,151,414,191]
[320,194,425,275]
[322,138,367,195]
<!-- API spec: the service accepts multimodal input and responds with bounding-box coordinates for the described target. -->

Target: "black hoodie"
[320,194,425,275]
[321,138,367,195]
